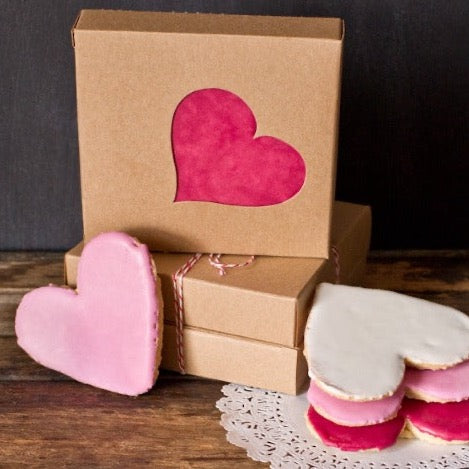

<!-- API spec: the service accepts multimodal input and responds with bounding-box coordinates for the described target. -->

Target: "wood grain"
[0,380,257,468]
[0,252,64,288]
[0,251,468,467]
[364,251,469,293]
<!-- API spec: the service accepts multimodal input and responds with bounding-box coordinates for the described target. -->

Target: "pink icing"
[308,398,469,450]
[307,380,405,426]
[15,232,160,396]
[306,405,405,452]
[307,360,469,426]
[172,88,306,207]
[406,360,469,402]
[403,399,469,441]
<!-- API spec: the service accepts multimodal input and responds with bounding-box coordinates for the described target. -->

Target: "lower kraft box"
[163,325,306,394]
[65,201,371,394]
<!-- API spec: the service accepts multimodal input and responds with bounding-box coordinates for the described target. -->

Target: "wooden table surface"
[0,251,468,468]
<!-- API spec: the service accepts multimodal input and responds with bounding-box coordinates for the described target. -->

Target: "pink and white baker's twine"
[208,253,255,276]
[172,253,255,373]
[172,248,340,374]
[172,253,202,374]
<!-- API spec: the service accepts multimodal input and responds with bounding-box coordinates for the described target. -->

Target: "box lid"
[73,9,343,258]
[73,9,343,39]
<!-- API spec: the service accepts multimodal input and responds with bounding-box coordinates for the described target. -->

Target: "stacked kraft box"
[66,10,370,394]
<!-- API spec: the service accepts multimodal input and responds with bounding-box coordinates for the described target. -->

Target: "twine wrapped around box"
[171,247,341,374]
[172,253,256,373]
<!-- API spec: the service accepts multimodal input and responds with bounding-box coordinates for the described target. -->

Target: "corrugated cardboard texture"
[65,201,371,348]
[73,10,343,258]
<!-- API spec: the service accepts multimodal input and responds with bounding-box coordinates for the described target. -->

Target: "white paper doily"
[216,383,469,469]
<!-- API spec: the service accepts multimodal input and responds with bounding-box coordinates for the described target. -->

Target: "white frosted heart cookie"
[304,283,469,401]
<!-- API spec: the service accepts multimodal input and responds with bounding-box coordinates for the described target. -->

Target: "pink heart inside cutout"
[172,88,306,206]
[15,232,160,396]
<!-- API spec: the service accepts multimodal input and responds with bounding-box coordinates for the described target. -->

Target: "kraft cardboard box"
[65,201,371,348]
[65,201,370,393]
[162,325,306,394]
[64,201,370,394]
[72,10,344,258]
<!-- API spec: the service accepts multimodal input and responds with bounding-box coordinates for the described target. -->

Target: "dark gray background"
[1,1,468,250]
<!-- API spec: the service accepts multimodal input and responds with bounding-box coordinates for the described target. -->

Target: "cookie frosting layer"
[307,359,469,425]
[403,399,469,442]
[307,380,405,426]
[405,359,469,402]
[305,283,469,401]
[306,405,405,452]
[16,232,161,396]
[307,398,469,451]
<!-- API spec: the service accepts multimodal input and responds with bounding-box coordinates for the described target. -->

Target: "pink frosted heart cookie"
[405,359,469,403]
[307,359,469,426]
[16,232,162,396]
[306,397,469,451]
[307,379,405,427]
[305,405,405,452]
[403,398,469,444]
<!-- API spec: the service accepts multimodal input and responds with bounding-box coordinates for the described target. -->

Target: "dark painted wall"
[1,1,468,250]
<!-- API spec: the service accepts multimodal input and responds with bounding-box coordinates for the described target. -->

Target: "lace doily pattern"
[216,383,469,469]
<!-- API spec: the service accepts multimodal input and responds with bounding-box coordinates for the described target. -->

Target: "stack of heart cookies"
[304,283,469,451]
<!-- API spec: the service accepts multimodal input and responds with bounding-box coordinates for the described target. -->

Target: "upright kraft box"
[72,10,344,258]
[65,202,371,394]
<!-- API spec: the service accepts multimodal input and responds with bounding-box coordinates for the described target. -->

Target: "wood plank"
[1,251,468,293]
[0,336,69,381]
[0,380,260,468]
[0,252,64,288]
[0,336,204,384]
[364,252,469,293]
[0,291,24,336]
[399,291,469,314]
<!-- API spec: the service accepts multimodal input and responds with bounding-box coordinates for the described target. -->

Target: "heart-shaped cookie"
[306,398,469,451]
[305,283,469,401]
[15,232,162,396]
[403,398,469,444]
[305,404,406,452]
[172,88,306,206]
[307,359,469,426]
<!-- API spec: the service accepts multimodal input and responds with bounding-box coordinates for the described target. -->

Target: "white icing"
[305,283,469,401]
